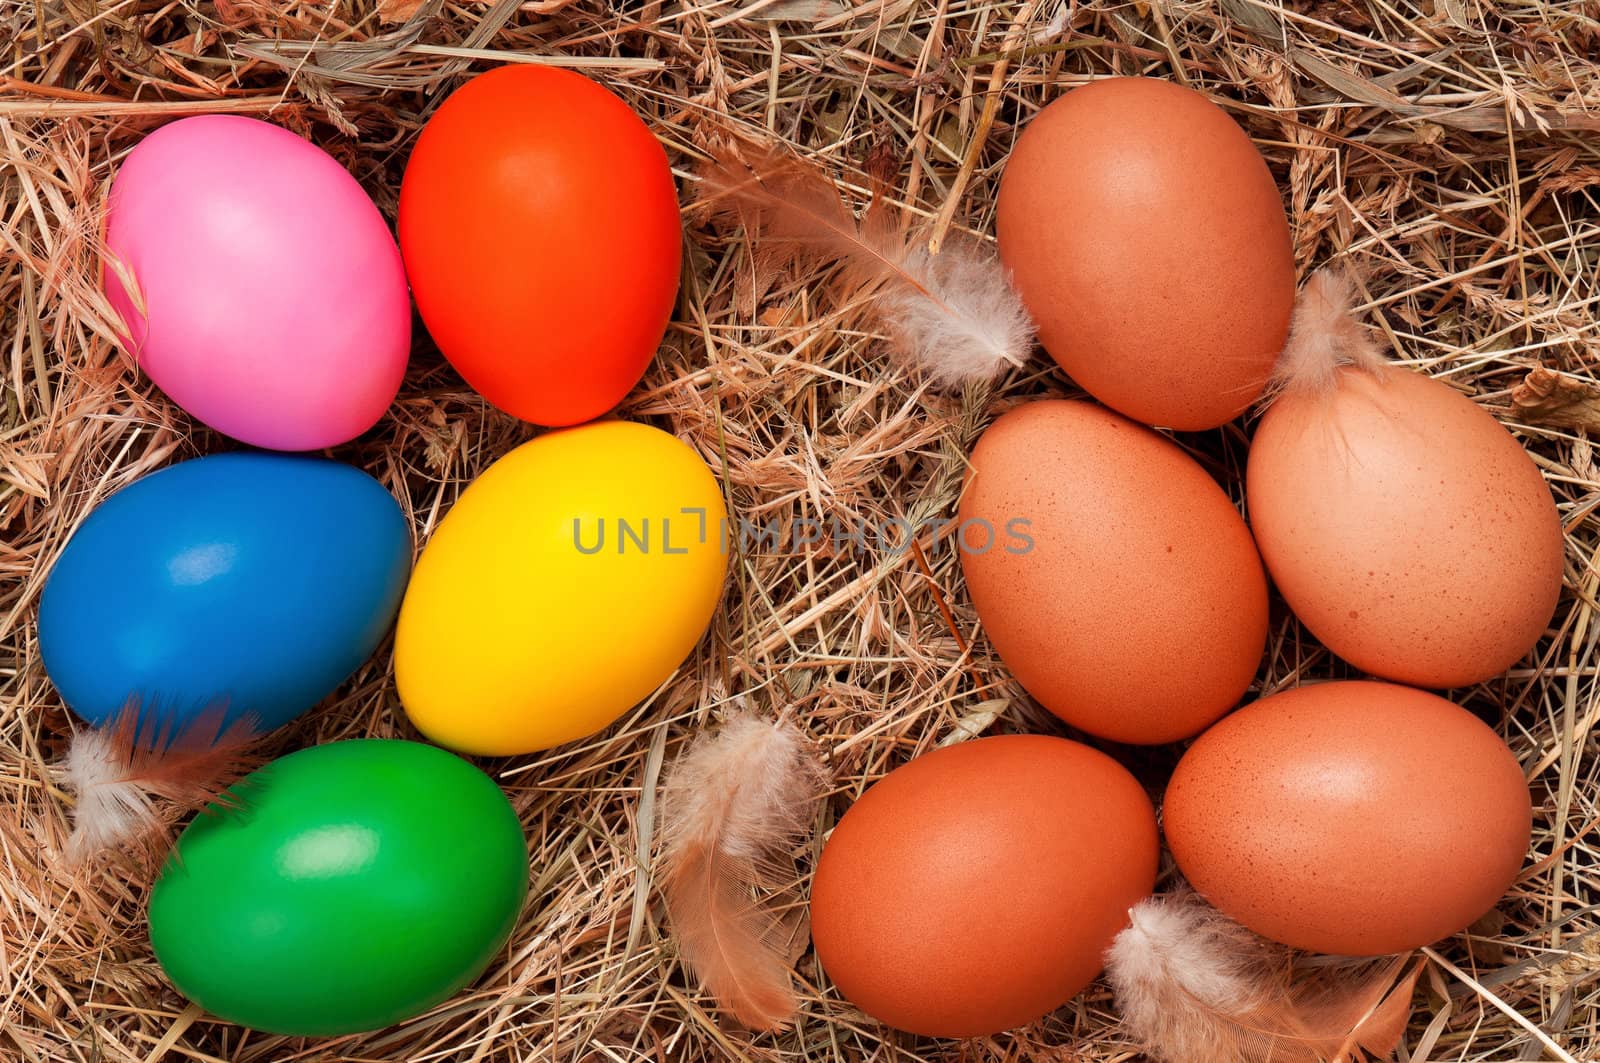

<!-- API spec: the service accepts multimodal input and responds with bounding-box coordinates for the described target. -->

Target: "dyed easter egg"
[149,740,528,1035]
[396,421,726,755]
[399,65,681,425]
[39,453,410,734]
[811,735,1159,1038]
[104,115,411,450]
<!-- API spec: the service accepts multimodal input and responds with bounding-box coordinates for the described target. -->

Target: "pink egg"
[104,116,411,451]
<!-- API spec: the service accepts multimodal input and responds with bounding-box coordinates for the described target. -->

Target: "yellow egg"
[396,421,728,754]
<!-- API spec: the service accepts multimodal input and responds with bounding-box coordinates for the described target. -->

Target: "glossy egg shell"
[996,77,1295,429]
[104,115,410,451]
[1247,367,1564,688]
[148,739,528,1035]
[1164,681,1532,955]
[38,453,410,734]
[395,420,727,755]
[811,735,1158,1038]
[958,400,1267,743]
[399,65,681,426]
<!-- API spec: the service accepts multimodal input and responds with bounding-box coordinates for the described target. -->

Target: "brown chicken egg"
[1164,681,1532,956]
[1248,366,1564,688]
[810,735,1159,1038]
[958,399,1267,744]
[996,77,1295,430]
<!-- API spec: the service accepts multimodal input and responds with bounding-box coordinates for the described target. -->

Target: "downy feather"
[1106,890,1422,1063]
[698,142,1034,385]
[1264,268,1389,404]
[658,712,828,1030]
[63,699,260,862]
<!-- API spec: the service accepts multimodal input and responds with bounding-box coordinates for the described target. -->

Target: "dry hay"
[4,0,1600,1060]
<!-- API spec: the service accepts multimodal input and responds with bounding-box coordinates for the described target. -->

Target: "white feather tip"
[63,727,157,863]
[886,241,1035,386]
[59,704,259,863]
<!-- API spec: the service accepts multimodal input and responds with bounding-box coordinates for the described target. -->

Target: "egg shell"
[104,116,411,451]
[1165,681,1532,955]
[38,453,410,734]
[995,77,1295,430]
[1247,368,1564,688]
[398,65,681,426]
[148,739,527,1035]
[810,734,1158,1038]
[396,421,727,755]
[958,399,1267,743]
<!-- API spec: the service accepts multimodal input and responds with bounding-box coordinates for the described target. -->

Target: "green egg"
[148,739,527,1036]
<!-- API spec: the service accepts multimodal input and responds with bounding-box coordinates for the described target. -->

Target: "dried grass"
[4,0,1600,1059]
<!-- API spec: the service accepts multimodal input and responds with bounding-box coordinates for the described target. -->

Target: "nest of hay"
[4,1,1600,1059]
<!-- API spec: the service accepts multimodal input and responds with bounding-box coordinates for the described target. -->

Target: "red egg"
[399,65,681,425]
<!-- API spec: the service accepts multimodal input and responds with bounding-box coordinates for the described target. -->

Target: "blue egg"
[39,453,411,734]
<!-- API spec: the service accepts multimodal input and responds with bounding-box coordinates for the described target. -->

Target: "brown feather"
[697,140,1034,385]
[1295,955,1424,1061]
[1107,890,1423,1062]
[62,697,263,862]
[1263,267,1390,404]
[658,712,827,1030]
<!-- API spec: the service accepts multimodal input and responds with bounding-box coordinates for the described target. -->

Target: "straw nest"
[4,0,1600,1060]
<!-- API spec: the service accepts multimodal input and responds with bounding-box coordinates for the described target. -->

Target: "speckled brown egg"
[810,735,1158,1038]
[958,399,1267,744]
[996,77,1295,430]
[1165,681,1532,955]
[1248,367,1564,688]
